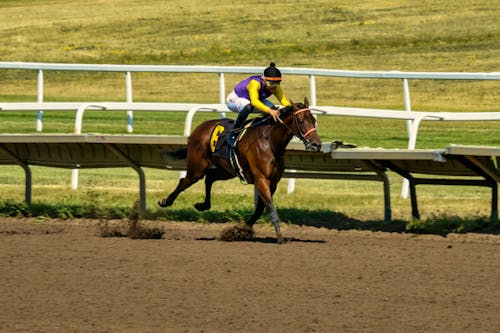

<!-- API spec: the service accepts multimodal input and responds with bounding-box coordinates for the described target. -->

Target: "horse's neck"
[269,121,294,153]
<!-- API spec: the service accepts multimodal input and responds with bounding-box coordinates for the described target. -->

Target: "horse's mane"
[279,103,305,119]
[250,103,305,127]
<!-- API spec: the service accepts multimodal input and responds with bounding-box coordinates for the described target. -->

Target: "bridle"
[277,107,317,146]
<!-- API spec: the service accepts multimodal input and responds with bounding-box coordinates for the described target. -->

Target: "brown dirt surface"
[1,217,500,333]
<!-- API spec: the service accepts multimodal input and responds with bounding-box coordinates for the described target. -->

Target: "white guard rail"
[2,61,499,124]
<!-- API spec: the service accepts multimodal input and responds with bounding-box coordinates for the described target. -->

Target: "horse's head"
[279,98,322,152]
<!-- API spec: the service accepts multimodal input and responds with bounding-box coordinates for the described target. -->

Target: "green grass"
[1,0,499,109]
[0,0,499,234]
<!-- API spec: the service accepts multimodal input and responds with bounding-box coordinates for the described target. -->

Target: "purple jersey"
[234,75,272,101]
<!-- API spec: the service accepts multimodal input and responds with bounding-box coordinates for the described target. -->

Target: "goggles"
[264,79,281,87]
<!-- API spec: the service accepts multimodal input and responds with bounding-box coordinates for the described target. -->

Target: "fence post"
[126,71,133,133]
[309,74,317,106]
[286,74,318,194]
[71,104,106,189]
[36,70,43,132]
[219,72,226,119]
[402,78,412,137]
[401,78,412,198]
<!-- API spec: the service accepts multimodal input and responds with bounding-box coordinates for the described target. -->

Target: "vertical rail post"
[286,75,318,194]
[218,72,226,118]
[36,69,43,132]
[309,74,317,107]
[71,103,105,190]
[401,78,412,198]
[402,78,412,137]
[126,71,133,133]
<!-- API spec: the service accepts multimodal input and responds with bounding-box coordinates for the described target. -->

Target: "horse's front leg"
[245,191,265,227]
[266,201,283,244]
[253,179,284,244]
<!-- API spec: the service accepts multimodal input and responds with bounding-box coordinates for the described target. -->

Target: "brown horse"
[158,98,322,243]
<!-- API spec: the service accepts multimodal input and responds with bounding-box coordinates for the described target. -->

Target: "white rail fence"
[1,62,499,196]
[2,62,499,131]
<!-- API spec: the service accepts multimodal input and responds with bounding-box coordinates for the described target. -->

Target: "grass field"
[0,0,499,232]
[1,0,499,108]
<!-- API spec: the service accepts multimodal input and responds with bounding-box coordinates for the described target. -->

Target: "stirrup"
[227,133,237,148]
[230,148,248,184]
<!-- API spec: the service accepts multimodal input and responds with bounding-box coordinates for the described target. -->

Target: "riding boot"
[228,104,253,148]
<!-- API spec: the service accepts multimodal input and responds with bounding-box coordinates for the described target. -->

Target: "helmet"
[263,62,282,82]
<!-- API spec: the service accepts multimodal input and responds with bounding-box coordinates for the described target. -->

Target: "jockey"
[226,62,291,147]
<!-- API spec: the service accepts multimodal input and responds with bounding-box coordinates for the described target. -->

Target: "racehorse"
[158,98,322,243]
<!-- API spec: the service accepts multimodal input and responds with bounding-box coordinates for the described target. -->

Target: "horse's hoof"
[194,203,210,211]
[276,237,286,244]
[157,198,172,207]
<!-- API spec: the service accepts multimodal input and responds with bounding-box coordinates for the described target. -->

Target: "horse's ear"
[303,97,309,107]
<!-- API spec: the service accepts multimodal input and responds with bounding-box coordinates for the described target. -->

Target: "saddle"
[209,117,265,183]
[210,119,234,159]
[210,117,263,159]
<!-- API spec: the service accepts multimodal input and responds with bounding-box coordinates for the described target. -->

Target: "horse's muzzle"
[305,141,322,152]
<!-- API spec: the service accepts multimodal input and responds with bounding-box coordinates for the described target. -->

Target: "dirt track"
[1,218,499,333]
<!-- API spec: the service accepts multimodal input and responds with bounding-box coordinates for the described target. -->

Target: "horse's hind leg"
[158,174,198,207]
[158,165,207,207]
[194,168,233,211]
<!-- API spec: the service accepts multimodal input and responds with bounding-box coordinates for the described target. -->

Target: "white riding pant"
[226,90,274,113]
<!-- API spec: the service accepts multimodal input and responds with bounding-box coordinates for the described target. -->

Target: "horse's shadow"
[278,208,408,233]
[196,236,326,244]
[155,207,500,240]
[159,207,406,244]
[276,208,500,235]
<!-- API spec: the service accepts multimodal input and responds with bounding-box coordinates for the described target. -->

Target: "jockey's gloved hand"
[268,108,281,122]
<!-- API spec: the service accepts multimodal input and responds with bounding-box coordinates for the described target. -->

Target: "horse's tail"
[165,148,188,160]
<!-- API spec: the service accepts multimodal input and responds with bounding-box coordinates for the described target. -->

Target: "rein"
[277,107,317,144]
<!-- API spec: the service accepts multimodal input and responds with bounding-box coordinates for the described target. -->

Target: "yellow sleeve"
[274,86,290,107]
[247,80,291,112]
[247,79,271,112]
